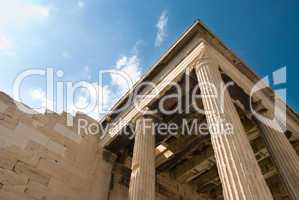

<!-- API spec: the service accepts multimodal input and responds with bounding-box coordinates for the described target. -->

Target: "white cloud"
[0,0,50,27]
[29,43,142,120]
[77,1,85,8]
[30,88,54,112]
[155,10,168,47]
[110,55,142,94]
[30,84,113,120]
[73,83,113,120]
[71,53,142,120]
[31,88,46,100]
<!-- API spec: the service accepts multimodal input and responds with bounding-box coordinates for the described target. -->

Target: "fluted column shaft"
[255,118,299,200]
[129,116,155,200]
[194,49,273,199]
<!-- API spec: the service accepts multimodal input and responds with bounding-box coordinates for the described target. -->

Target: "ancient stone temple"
[0,21,298,200]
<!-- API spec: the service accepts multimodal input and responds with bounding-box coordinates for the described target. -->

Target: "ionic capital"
[190,42,218,70]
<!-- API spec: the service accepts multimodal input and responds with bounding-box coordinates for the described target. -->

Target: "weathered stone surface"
[0,168,28,186]
[0,190,35,200]
[54,123,82,143]
[0,111,19,130]
[0,151,17,170]
[14,161,50,186]
[24,180,48,199]
[0,101,8,112]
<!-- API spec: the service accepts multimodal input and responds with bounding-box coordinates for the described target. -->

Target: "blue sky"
[0,0,298,119]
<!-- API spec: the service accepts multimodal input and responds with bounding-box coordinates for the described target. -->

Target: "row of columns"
[127,44,299,200]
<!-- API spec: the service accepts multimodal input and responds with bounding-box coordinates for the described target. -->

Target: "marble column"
[194,44,273,199]
[129,115,155,200]
[254,117,299,200]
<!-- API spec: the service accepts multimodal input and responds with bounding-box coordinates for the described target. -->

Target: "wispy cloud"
[155,10,168,47]
[0,0,50,27]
